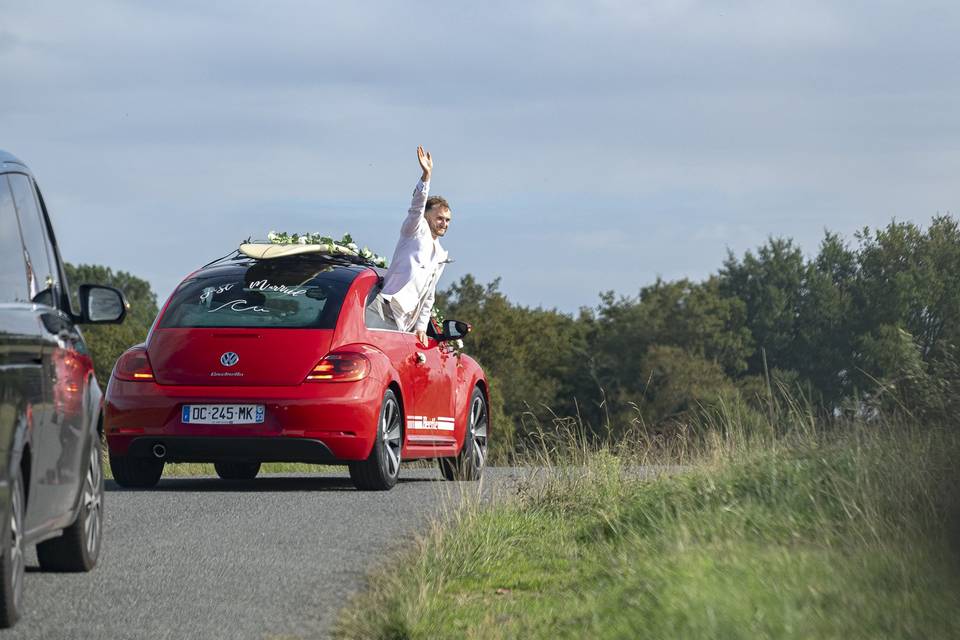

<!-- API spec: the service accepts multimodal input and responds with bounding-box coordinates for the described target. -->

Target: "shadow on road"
[105,475,442,493]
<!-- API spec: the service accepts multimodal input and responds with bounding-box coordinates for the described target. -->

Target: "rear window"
[159,261,354,329]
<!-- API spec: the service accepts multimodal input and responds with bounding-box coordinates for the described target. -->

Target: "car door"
[362,285,454,452]
[7,173,86,531]
[411,324,456,447]
[0,173,47,530]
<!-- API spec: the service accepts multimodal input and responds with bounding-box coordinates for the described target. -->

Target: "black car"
[0,150,127,627]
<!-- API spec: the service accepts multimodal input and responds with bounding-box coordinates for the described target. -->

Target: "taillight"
[306,353,370,382]
[114,347,155,382]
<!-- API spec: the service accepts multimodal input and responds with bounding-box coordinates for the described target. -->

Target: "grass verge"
[335,419,960,639]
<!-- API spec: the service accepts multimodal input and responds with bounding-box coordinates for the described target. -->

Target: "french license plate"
[181,404,265,425]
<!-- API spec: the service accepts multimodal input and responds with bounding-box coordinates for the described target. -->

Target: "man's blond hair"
[426,195,450,213]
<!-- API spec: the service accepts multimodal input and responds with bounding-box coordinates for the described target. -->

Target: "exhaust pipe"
[152,443,167,459]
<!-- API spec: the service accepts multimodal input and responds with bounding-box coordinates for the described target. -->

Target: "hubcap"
[381,398,402,477]
[9,474,23,611]
[469,396,488,470]
[83,446,103,556]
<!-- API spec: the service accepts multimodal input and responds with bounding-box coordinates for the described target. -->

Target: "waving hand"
[418,145,433,182]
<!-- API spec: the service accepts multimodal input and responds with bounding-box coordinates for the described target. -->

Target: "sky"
[1,1,957,313]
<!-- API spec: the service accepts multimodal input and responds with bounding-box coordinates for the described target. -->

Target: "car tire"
[214,462,261,480]
[0,467,25,628]
[439,387,488,482]
[109,453,164,489]
[349,389,402,491]
[37,443,104,572]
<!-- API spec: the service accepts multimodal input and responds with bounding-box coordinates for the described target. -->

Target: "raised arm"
[400,146,433,237]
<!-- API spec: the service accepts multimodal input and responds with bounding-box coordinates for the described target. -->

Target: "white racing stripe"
[406,416,456,431]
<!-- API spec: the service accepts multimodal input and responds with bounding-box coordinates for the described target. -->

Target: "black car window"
[0,176,29,304]
[159,261,353,329]
[364,282,400,331]
[7,173,57,307]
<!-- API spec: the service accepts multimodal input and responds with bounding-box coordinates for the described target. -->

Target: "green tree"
[636,345,737,426]
[718,237,807,376]
[849,217,960,417]
[573,277,753,431]
[793,232,858,406]
[638,277,753,376]
[853,217,960,357]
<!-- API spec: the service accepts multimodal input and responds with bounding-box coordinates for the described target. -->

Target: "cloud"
[1,1,958,310]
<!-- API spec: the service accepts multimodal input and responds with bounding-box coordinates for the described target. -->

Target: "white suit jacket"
[380,179,449,332]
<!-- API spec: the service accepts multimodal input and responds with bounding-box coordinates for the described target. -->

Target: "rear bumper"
[104,376,384,461]
[126,436,337,464]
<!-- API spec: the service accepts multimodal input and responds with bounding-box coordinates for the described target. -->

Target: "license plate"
[181,404,265,425]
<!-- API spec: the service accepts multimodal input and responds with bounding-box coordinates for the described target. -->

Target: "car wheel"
[214,462,261,480]
[439,387,488,481]
[37,443,104,572]
[109,452,164,489]
[0,467,25,628]
[349,389,402,491]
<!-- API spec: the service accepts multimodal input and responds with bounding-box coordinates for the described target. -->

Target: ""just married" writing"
[248,280,307,297]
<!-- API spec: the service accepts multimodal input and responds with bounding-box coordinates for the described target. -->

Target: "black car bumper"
[125,437,338,464]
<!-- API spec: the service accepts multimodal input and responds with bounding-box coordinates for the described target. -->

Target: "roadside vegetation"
[334,401,960,639]
[332,213,960,638]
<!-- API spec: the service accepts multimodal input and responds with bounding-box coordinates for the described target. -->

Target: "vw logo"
[220,352,240,367]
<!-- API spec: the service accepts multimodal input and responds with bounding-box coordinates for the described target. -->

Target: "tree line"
[436,215,960,447]
[69,214,960,451]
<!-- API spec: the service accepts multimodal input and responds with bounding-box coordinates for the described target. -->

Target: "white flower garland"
[266,231,388,268]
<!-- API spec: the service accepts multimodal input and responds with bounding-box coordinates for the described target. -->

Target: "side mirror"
[79,284,128,324]
[438,319,471,342]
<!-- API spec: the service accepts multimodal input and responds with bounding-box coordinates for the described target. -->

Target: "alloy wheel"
[9,474,23,614]
[381,396,402,478]
[468,395,488,472]
[83,446,103,557]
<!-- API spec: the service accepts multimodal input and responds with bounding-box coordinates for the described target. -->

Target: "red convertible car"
[104,253,489,490]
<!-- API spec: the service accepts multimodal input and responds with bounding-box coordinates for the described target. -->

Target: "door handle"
[414,352,427,364]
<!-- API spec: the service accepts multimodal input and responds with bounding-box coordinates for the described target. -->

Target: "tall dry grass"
[335,389,960,639]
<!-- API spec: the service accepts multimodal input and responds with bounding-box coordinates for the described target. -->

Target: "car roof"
[0,149,30,173]
[191,256,375,284]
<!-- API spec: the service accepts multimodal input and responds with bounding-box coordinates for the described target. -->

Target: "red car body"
[104,256,489,487]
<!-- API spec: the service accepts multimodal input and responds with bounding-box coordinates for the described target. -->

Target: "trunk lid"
[148,328,333,386]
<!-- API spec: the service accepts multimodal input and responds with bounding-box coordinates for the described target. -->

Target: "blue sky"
[1,1,957,313]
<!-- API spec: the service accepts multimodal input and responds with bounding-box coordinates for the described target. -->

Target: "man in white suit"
[379,146,452,346]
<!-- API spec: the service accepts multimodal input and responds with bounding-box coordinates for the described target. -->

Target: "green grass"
[335,420,960,639]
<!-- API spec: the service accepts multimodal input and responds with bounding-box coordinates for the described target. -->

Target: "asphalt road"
[4,466,523,640]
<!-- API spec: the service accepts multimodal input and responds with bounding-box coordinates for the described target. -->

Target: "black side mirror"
[438,319,471,342]
[79,284,128,324]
